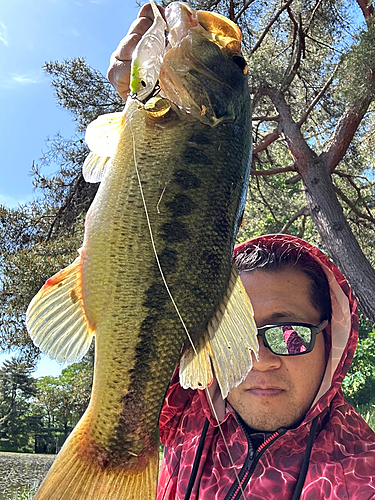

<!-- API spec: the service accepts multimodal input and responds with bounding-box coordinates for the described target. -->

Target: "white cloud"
[12,73,41,84]
[0,71,43,89]
[0,22,8,46]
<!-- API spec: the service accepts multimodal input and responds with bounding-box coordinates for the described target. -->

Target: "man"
[156,234,375,499]
[107,8,375,499]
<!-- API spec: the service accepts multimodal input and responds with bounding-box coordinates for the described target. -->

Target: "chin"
[244,413,302,432]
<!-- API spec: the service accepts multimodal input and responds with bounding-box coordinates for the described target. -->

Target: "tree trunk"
[303,157,375,323]
[268,88,375,324]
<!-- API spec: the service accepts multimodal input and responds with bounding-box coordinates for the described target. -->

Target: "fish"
[25,3,257,499]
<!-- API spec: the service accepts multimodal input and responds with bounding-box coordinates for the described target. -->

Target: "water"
[0,452,55,500]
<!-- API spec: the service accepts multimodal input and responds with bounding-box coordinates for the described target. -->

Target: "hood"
[233,234,358,419]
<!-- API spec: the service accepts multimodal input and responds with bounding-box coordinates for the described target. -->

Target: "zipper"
[225,429,285,500]
[257,431,280,453]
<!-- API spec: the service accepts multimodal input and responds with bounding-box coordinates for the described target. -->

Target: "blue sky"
[0,0,139,377]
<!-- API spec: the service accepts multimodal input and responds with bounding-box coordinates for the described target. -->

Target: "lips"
[246,387,285,398]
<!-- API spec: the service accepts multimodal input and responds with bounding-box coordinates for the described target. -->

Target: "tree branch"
[255,176,280,224]
[252,115,280,122]
[356,0,374,20]
[253,128,281,154]
[279,206,310,233]
[46,174,85,242]
[250,0,295,55]
[335,170,375,219]
[321,94,373,172]
[234,0,256,22]
[281,10,304,91]
[251,166,296,176]
[229,0,235,21]
[333,184,375,224]
[299,213,307,238]
[264,88,317,175]
[298,61,341,126]
[305,0,325,32]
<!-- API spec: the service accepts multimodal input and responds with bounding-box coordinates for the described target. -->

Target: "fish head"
[159,2,249,126]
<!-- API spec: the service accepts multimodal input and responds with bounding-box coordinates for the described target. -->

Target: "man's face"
[226,268,327,432]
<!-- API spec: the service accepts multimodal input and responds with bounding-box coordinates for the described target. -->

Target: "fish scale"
[83,107,245,463]
[26,4,258,498]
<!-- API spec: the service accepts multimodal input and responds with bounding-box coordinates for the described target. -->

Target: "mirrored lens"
[265,325,312,355]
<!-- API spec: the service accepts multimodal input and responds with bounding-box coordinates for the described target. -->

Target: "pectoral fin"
[180,264,258,399]
[26,251,95,364]
[83,152,112,183]
[83,111,125,183]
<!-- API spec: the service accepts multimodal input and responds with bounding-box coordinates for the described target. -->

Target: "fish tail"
[34,421,159,500]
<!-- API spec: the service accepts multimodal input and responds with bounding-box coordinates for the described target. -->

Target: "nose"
[252,335,282,371]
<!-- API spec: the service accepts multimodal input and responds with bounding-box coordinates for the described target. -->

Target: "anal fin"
[180,264,258,399]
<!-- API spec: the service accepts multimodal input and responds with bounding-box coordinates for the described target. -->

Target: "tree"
[0,357,39,451]
[0,1,374,388]
[31,355,93,453]
[229,0,375,322]
[0,59,123,361]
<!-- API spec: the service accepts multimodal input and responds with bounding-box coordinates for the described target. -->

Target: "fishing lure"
[129,0,167,102]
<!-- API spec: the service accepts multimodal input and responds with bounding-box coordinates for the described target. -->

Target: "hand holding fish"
[107,2,165,99]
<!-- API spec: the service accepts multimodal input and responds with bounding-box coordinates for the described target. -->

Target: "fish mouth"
[158,2,247,125]
[165,2,242,54]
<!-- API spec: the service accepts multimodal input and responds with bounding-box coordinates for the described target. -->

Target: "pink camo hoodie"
[157,234,375,500]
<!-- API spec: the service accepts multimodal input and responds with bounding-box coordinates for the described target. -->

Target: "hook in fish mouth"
[129,81,162,105]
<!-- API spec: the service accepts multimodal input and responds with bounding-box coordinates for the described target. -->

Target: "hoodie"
[157,234,375,500]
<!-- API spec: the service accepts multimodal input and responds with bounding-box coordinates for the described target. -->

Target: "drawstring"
[291,415,319,500]
[184,414,318,500]
[184,418,210,500]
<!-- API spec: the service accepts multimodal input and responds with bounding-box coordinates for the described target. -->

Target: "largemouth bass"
[26,3,257,499]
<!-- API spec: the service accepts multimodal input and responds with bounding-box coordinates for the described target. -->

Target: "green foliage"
[0,358,38,452]
[355,402,375,431]
[339,20,375,101]
[0,0,375,452]
[34,355,93,429]
[342,330,375,406]
[12,485,38,500]
[44,58,123,132]
[31,354,93,453]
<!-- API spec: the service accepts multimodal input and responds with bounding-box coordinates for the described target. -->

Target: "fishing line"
[131,123,247,500]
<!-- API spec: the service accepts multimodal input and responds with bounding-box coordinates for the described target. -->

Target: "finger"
[137,3,166,21]
[107,28,144,95]
[107,57,132,99]
[107,3,166,97]
[111,27,147,62]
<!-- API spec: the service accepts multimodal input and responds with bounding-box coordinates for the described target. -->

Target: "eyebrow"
[263,311,303,323]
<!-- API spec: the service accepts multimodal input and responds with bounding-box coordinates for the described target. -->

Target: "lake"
[0,452,55,500]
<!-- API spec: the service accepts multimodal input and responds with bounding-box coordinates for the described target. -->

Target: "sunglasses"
[257,319,329,356]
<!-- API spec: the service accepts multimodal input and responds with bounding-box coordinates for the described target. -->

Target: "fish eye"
[232,55,247,71]
[141,80,147,88]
